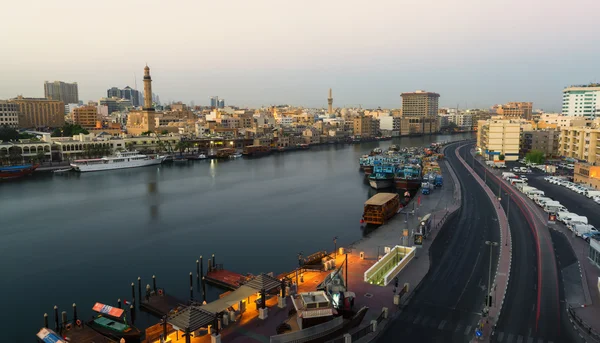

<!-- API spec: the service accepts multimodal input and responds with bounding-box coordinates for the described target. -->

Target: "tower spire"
[143,65,154,111]
[327,88,333,114]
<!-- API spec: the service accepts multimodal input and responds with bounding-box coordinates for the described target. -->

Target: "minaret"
[327,88,333,114]
[143,65,154,111]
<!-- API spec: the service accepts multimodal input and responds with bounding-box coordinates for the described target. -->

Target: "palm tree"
[125,142,135,152]
[175,141,187,156]
[36,151,45,164]
[156,141,166,153]
[0,149,7,165]
[8,146,22,164]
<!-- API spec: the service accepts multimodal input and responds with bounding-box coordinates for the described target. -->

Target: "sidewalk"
[456,145,512,342]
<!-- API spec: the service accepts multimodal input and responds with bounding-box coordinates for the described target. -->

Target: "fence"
[350,324,373,341]
[376,310,386,324]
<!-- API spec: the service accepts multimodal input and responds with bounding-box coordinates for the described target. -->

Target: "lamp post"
[334,236,338,259]
[484,241,499,315]
[296,251,303,286]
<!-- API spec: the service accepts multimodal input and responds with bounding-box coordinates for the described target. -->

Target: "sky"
[1,0,599,111]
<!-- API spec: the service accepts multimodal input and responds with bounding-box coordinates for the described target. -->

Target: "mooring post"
[53,306,59,332]
[117,299,122,308]
[196,260,200,284]
[43,313,48,329]
[153,275,157,292]
[130,305,136,324]
[131,282,135,304]
[190,286,194,300]
[61,311,67,330]
[212,254,216,268]
[137,277,142,304]
[202,276,207,303]
[189,272,193,289]
[72,303,77,323]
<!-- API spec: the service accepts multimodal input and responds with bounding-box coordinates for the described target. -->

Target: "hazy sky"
[1,0,599,111]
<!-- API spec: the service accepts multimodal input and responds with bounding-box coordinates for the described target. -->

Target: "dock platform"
[140,292,188,318]
[61,324,117,343]
[205,268,246,290]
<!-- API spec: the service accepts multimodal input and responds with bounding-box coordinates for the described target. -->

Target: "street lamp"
[484,241,499,315]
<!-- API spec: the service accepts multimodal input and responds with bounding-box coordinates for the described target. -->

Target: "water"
[0,133,473,341]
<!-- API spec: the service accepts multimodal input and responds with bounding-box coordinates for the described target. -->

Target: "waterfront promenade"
[142,143,464,343]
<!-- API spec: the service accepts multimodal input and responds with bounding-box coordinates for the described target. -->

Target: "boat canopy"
[92,302,125,318]
[36,328,66,343]
[365,193,398,206]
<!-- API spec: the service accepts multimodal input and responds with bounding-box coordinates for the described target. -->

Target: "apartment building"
[559,119,600,164]
[477,119,521,161]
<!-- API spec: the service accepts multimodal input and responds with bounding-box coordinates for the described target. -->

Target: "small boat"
[231,152,243,158]
[0,164,39,180]
[174,158,188,162]
[362,193,401,225]
[87,302,141,343]
[198,154,207,159]
[53,168,72,173]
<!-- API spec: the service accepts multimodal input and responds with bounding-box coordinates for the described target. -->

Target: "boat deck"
[61,324,117,343]
[140,293,188,318]
[205,269,245,290]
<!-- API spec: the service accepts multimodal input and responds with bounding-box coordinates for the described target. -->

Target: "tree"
[446,122,459,132]
[161,130,169,135]
[175,141,187,155]
[0,126,19,142]
[35,151,46,163]
[8,146,22,164]
[141,131,153,136]
[526,150,545,164]
[52,124,89,137]
[0,149,7,165]
[499,154,505,161]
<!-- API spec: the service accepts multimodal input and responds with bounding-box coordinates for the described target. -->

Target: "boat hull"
[369,178,394,189]
[394,178,421,191]
[71,157,164,172]
[0,164,39,180]
[364,166,373,174]
[87,321,141,343]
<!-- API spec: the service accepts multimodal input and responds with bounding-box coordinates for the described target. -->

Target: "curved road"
[468,145,579,342]
[378,142,500,342]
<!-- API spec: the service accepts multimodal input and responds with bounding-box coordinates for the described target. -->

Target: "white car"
[574,187,587,195]
[512,167,521,173]
[544,176,554,182]
[520,176,529,182]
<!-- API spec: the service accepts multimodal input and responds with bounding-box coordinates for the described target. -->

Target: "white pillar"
[259,307,268,320]
[278,295,286,309]
[210,333,221,343]
[344,333,352,343]
[393,294,400,305]
[382,307,389,319]
[371,319,377,332]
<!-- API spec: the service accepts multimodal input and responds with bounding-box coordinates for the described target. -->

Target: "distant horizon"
[2,0,599,112]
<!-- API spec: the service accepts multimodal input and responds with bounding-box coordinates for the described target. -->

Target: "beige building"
[73,106,99,129]
[400,90,440,134]
[353,116,377,138]
[494,102,533,120]
[477,119,522,161]
[10,96,65,128]
[559,119,600,164]
[0,100,20,128]
[44,81,78,105]
[127,65,156,135]
[574,163,600,190]
[538,113,591,129]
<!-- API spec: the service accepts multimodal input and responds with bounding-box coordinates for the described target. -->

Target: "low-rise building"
[0,100,19,128]
[477,118,521,161]
[73,105,100,129]
[559,119,600,164]
[10,96,65,128]
[520,130,560,157]
[574,163,600,190]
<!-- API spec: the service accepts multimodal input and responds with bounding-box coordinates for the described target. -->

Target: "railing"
[376,310,386,324]
[350,324,373,341]
[568,305,600,341]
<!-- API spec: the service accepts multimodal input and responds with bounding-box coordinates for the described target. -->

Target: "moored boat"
[368,164,397,189]
[0,164,39,180]
[216,148,236,159]
[362,193,400,225]
[87,302,141,343]
[70,151,165,172]
[53,168,72,173]
[394,164,422,191]
[242,145,271,157]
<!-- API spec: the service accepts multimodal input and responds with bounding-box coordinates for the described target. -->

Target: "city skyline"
[1,0,599,110]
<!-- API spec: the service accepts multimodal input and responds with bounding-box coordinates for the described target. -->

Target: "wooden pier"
[140,291,188,318]
[205,265,247,291]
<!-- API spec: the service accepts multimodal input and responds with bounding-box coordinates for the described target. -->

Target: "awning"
[168,306,215,332]
[201,285,258,313]
[92,302,124,318]
[36,328,66,343]
[244,273,282,292]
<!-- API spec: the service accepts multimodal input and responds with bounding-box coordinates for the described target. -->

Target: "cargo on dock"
[362,193,400,225]
[205,264,247,290]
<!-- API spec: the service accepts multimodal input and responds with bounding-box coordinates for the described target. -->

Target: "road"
[469,151,580,342]
[378,142,500,342]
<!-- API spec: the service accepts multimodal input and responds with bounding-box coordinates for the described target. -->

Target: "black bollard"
[44,313,48,329]
[212,254,216,268]
[196,260,200,283]
[137,277,142,304]
[153,275,157,292]
[162,315,168,338]
[130,305,136,324]
[54,306,59,332]
[200,255,204,279]
[117,299,122,308]
[72,303,77,323]
[189,272,193,289]
[131,282,135,303]
[190,286,193,300]
[208,259,212,273]
[202,276,207,303]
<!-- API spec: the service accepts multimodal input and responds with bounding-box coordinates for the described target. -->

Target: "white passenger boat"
[70,151,166,172]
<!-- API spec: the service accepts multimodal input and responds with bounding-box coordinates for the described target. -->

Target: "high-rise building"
[44,81,79,105]
[327,88,333,114]
[559,119,600,164]
[218,99,225,109]
[99,97,121,114]
[73,105,99,129]
[400,90,440,134]
[107,86,143,107]
[210,96,218,108]
[0,100,20,128]
[477,118,522,161]
[107,87,121,98]
[10,96,65,128]
[493,102,533,120]
[127,65,156,135]
[562,84,600,117]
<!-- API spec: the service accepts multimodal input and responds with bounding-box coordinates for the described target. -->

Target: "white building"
[277,117,294,126]
[562,84,600,117]
[379,116,400,131]
[0,100,20,128]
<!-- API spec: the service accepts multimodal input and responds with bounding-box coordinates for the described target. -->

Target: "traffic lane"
[527,176,600,229]
[378,143,499,342]
[470,156,538,339]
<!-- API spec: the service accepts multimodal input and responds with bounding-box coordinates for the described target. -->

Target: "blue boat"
[0,164,39,180]
[369,163,397,189]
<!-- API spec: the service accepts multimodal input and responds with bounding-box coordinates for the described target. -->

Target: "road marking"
[497,331,504,341]
[413,315,422,325]
[438,320,446,330]
[464,325,472,335]
[455,324,463,333]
